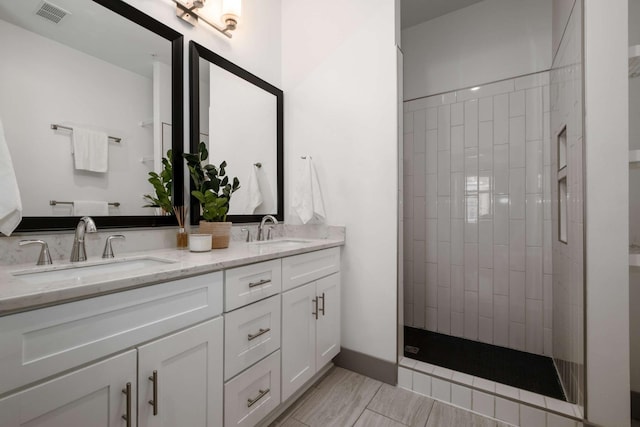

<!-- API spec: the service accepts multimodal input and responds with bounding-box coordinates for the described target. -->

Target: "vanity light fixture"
[173,0,241,38]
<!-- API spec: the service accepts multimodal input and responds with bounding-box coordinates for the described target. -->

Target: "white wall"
[0,20,154,216]
[584,0,630,425]
[552,0,576,60]
[402,0,552,100]
[281,0,398,363]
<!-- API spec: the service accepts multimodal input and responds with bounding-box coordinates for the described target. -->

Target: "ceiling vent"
[35,1,70,24]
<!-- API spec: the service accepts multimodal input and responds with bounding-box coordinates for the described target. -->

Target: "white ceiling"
[0,0,170,78]
[401,0,486,29]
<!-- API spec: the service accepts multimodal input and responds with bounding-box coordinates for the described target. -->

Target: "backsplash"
[0,224,345,266]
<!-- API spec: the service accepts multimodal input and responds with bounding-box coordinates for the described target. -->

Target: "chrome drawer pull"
[122,382,132,427]
[248,278,271,288]
[248,328,271,341]
[148,370,158,416]
[247,388,270,408]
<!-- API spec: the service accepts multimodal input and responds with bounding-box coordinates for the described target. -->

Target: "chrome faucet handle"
[102,235,125,258]
[266,226,274,241]
[241,228,253,242]
[19,240,53,265]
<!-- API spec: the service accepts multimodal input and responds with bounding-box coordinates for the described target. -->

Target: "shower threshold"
[404,326,566,401]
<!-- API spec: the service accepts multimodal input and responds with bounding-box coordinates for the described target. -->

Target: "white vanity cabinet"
[281,248,341,402]
[0,243,343,427]
[0,272,224,427]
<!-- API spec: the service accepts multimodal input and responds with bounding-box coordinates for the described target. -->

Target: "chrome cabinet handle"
[318,292,325,316]
[248,328,271,341]
[148,370,158,416]
[247,388,270,408]
[122,382,132,427]
[248,278,271,288]
[312,297,318,320]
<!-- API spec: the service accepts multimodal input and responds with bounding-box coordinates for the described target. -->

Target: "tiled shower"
[400,1,587,422]
[403,72,553,356]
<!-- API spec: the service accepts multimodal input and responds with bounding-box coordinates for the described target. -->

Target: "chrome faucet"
[257,215,278,241]
[70,216,97,262]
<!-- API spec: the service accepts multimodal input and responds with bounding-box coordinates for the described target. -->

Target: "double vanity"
[0,235,343,427]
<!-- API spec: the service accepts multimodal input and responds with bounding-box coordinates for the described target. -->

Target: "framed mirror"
[0,0,183,232]
[189,41,283,225]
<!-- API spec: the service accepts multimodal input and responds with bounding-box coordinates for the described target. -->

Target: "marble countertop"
[0,237,344,316]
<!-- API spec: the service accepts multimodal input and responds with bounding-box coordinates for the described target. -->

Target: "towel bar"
[51,124,121,143]
[50,200,121,207]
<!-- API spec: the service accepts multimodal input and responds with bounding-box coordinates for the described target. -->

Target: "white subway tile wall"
[403,71,552,356]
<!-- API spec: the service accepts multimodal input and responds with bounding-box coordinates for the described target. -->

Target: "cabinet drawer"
[0,272,223,395]
[225,295,281,381]
[224,350,281,427]
[225,259,281,311]
[282,247,340,291]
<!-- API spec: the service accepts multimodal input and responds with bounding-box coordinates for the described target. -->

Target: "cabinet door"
[316,273,341,370]
[138,317,224,427]
[0,350,136,427]
[281,282,316,401]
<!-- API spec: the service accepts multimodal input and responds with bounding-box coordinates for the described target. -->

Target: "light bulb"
[221,0,241,30]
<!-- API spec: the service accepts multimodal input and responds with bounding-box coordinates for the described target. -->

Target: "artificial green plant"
[143,149,173,213]
[183,142,240,222]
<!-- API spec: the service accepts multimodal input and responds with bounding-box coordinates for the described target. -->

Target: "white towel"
[73,200,109,216]
[245,166,263,213]
[0,118,22,236]
[292,157,326,224]
[72,127,108,172]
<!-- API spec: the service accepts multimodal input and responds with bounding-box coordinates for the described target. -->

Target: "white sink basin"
[248,238,314,252]
[12,257,177,285]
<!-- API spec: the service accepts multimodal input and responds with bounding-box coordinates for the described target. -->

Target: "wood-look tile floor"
[270,367,512,427]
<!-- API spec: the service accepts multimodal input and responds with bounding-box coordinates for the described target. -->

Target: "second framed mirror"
[188,41,283,225]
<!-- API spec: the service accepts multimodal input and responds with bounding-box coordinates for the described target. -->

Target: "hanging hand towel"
[73,200,109,216]
[245,165,263,213]
[72,127,108,172]
[292,157,326,224]
[0,118,22,236]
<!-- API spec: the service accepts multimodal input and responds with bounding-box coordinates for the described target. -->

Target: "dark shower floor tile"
[404,326,566,401]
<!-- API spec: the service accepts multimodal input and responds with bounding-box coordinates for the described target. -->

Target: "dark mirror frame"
[188,41,284,226]
[15,0,183,232]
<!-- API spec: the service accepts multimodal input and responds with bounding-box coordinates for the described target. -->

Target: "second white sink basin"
[12,257,177,285]
[248,238,314,252]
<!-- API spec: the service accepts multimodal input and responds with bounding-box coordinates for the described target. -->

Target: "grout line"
[365,407,412,427]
